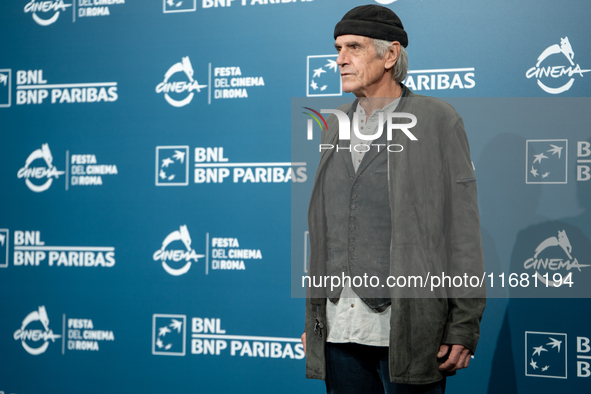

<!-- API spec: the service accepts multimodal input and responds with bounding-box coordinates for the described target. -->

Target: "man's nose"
[336,51,347,66]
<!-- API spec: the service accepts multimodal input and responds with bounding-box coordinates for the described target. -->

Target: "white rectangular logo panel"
[156,146,189,186]
[525,331,567,379]
[163,0,196,13]
[0,69,11,108]
[526,139,568,184]
[0,229,8,268]
[306,55,341,97]
[152,314,186,356]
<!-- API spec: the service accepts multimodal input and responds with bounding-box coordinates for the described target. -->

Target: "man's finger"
[461,350,472,369]
[301,333,306,354]
[436,344,449,358]
[438,345,463,372]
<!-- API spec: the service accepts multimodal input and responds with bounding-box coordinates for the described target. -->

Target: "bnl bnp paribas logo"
[0,229,9,268]
[526,332,567,378]
[526,140,567,184]
[0,69,118,106]
[156,145,306,185]
[13,306,61,355]
[526,332,591,378]
[526,140,591,183]
[152,315,304,359]
[306,55,341,97]
[526,36,591,94]
[163,0,313,12]
[163,0,196,13]
[0,69,11,107]
[152,314,186,355]
[155,146,189,186]
[305,54,475,96]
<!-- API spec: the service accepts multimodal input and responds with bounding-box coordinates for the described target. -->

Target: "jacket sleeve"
[440,117,486,354]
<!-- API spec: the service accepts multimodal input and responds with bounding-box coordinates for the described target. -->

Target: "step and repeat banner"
[1,0,590,393]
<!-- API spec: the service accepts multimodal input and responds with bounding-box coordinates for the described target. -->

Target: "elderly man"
[301,5,485,394]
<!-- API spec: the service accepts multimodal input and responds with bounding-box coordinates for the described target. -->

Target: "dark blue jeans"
[326,343,446,394]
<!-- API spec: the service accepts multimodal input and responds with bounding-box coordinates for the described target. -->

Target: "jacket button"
[348,247,354,252]
[350,204,356,209]
[342,266,347,271]
[350,216,355,221]
[350,304,355,308]
[349,225,355,230]
[351,195,357,200]
[349,237,355,242]
[353,184,359,188]
[349,176,354,180]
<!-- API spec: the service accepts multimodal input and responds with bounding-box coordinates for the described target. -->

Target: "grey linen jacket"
[304,87,486,384]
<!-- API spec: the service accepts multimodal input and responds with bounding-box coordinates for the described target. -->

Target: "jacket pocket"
[456,177,476,185]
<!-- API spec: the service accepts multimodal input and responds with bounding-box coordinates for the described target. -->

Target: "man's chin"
[341,84,356,94]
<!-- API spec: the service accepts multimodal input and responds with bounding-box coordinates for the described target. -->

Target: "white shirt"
[326,98,400,347]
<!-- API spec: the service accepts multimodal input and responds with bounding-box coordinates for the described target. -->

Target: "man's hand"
[437,344,471,372]
[301,332,306,354]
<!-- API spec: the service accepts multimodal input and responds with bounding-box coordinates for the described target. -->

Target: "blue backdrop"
[1,0,590,393]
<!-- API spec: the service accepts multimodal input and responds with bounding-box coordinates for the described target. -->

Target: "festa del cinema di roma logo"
[16,143,117,191]
[526,36,591,94]
[23,0,121,24]
[523,230,589,286]
[13,306,61,355]
[17,143,64,192]
[156,57,207,107]
[24,0,71,26]
[153,225,204,276]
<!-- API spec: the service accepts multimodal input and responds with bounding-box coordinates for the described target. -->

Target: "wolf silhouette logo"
[536,37,575,67]
[534,230,573,260]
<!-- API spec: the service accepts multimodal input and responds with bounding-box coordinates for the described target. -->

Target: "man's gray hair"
[372,38,408,83]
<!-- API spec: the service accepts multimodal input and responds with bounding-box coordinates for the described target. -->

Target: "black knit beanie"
[334,5,408,47]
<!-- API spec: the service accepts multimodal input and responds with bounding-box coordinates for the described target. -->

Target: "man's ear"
[385,41,401,70]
